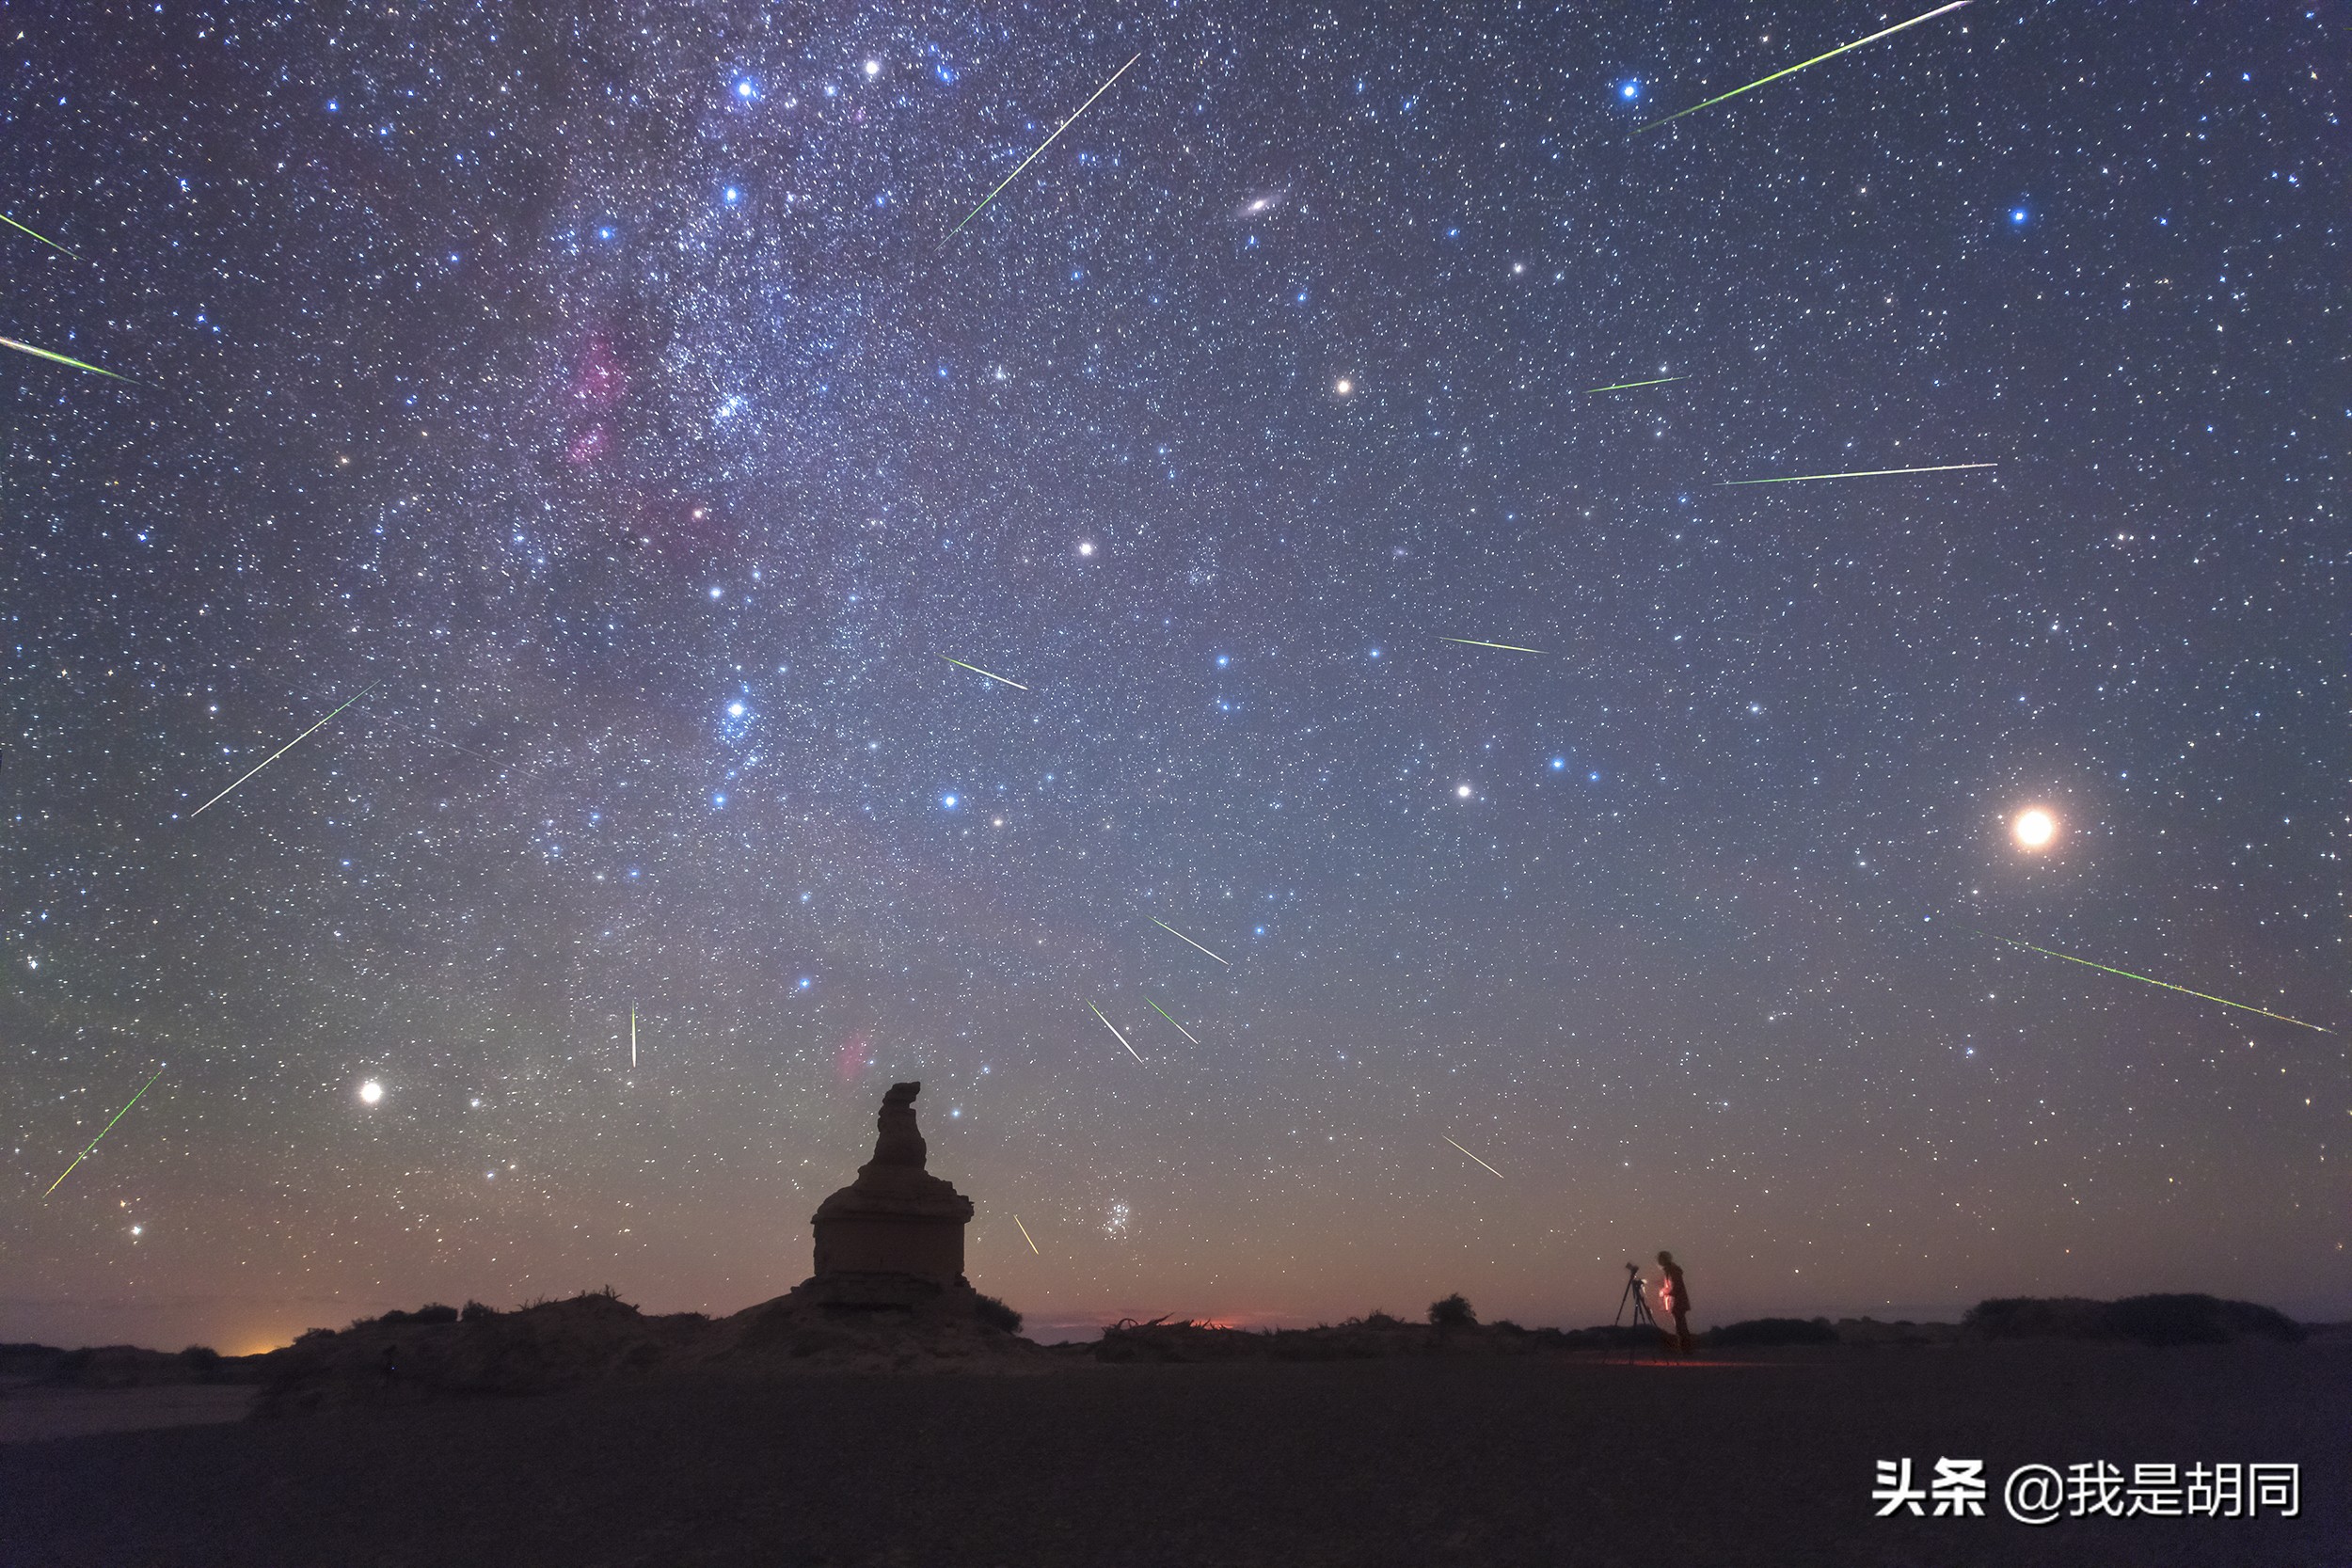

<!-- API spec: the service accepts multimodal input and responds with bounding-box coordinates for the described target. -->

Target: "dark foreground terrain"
[4,1341,2343,1567]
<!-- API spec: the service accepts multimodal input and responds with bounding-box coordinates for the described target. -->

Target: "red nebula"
[571,334,626,409]
[834,1037,871,1083]
[565,424,610,465]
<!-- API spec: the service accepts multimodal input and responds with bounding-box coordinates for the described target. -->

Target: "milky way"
[4,3,2342,1352]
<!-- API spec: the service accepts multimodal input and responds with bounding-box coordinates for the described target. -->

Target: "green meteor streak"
[190,679,381,817]
[1724,462,1995,485]
[1089,1001,1147,1064]
[1,335,137,383]
[1442,637,1543,654]
[1144,995,1200,1045]
[1584,375,1689,394]
[1151,918,1229,966]
[939,655,1028,689]
[2,212,79,260]
[46,1066,167,1197]
[1960,927,2331,1034]
[947,53,1141,239]
[1636,0,1974,135]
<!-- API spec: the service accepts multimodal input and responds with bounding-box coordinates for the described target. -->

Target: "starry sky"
[5,1,2344,1354]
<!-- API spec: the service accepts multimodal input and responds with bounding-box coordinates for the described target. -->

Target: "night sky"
[5,2,2344,1355]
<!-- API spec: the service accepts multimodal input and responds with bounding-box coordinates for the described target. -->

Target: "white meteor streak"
[947,54,1142,238]
[189,680,380,817]
[1151,918,1229,966]
[1444,1135,1505,1180]
[1089,1001,1146,1063]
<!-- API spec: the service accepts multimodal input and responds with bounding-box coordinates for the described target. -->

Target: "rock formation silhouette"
[808,1082,977,1301]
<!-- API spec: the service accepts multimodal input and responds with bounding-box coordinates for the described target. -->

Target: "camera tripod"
[1613,1261,1657,1361]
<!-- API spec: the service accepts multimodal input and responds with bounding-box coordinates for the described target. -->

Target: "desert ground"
[3,1339,2343,1567]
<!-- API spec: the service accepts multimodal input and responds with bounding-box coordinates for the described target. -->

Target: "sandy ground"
[1,1342,2342,1567]
[0,1384,257,1445]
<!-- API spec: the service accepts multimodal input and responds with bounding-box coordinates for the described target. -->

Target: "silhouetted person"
[1655,1250,1693,1354]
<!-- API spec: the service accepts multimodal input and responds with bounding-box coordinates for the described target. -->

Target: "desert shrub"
[2214,1298,2305,1343]
[1964,1294,2304,1345]
[2100,1294,2229,1346]
[373,1304,457,1326]
[1353,1311,1408,1331]
[1427,1293,1478,1329]
[178,1345,223,1372]
[459,1300,501,1323]
[1963,1297,2109,1339]
[1707,1317,1837,1348]
[972,1293,1024,1334]
[2103,1294,2306,1346]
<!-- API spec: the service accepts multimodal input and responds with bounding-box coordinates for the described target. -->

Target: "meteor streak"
[189,680,381,817]
[1,335,137,383]
[1441,637,1543,654]
[1724,462,1995,485]
[1151,918,1229,966]
[2,213,79,260]
[630,1006,637,1068]
[1089,1001,1147,1063]
[947,53,1142,239]
[1144,995,1200,1045]
[1584,375,1688,393]
[1443,1135,1504,1180]
[939,655,1028,689]
[1963,927,2331,1034]
[1013,1213,1041,1254]
[46,1066,166,1197]
[1636,0,1974,135]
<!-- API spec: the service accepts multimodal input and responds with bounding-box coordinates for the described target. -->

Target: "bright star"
[941,793,960,810]
[358,1080,384,1105]
[1077,541,1095,557]
[2012,808,2057,848]
[1550,757,1566,770]
[1456,784,1473,799]
[1620,80,1641,100]
[2010,208,2029,225]
[726,702,746,718]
